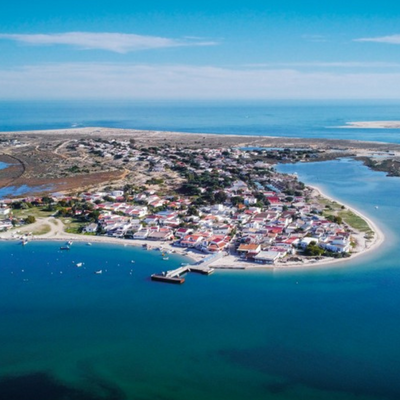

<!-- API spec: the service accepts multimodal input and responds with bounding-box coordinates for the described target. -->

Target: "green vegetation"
[338,210,373,234]
[304,241,350,259]
[318,195,373,234]
[24,215,36,224]
[304,241,324,256]
[60,218,85,234]
[146,177,164,185]
[12,207,53,219]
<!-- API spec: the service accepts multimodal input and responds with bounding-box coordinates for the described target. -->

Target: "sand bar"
[340,121,400,129]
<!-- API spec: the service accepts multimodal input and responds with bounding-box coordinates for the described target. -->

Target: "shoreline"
[209,183,385,270]
[0,223,204,264]
[0,182,386,271]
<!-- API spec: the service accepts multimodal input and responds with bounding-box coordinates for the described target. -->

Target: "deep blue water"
[1,99,400,143]
[1,101,400,399]
[1,159,400,400]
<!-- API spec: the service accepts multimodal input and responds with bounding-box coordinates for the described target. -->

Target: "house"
[148,230,174,241]
[299,237,318,249]
[254,251,281,264]
[133,230,149,239]
[175,227,193,238]
[179,234,204,248]
[0,205,10,217]
[0,219,12,231]
[111,190,124,198]
[202,235,231,253]
[320,236,351,253]
[83,223,98,233]
[237,243,261,256]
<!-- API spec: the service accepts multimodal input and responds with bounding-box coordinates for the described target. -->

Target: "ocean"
[1,102,400,400]
[1,99,400,143]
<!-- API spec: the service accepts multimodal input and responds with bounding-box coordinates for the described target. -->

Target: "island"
[0,128,386,274]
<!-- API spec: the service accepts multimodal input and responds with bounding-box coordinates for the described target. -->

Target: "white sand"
[0,186,385,271]
[0,217,204,263]
[340,121,400,129]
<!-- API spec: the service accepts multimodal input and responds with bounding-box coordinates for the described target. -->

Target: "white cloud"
[355,35,400,45]
[245,62,400,68]
[0,63,400,99]
[0,32,217,53]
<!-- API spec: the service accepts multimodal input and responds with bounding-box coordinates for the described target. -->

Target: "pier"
[151,265,214,284]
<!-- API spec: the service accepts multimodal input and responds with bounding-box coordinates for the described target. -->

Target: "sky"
[1,0,400,100]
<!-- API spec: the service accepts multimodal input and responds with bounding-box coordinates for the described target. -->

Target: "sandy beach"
[210,184,385,270]
[0,217,206,263]
[340,121,400,129]
[0,184,385,270]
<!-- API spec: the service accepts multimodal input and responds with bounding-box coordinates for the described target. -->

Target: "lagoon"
[1,159,400,399]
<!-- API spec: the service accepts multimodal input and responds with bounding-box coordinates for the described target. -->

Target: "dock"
[151,265,214,284]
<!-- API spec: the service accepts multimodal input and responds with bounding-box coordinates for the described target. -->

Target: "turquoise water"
[1,159,400,399]
[2,100,400,143]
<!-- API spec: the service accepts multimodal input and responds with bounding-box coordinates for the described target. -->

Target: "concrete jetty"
[151,264,214,284]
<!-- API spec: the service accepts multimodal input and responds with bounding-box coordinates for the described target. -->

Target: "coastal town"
[0,136,377,273]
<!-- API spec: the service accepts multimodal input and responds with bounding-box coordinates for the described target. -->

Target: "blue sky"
[1,1,400,99]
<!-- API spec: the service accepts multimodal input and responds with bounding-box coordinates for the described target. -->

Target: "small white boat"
[94,270,103,274]
[76,262,83,267]
[67,240,73,246]
[87,242,92,246]
[131,260,135,263]
[162,257,169,261]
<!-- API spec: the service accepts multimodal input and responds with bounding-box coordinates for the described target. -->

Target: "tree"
[41,196,54,204]
[231,196,244,206]
[304,242,324,256]
[187,206,199,216]
[24,215,36,224]
[214,190,227,204]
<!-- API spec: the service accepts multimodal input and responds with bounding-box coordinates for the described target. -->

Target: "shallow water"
[0,184,53,199]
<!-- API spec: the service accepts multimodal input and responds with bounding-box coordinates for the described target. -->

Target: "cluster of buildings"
[0,144,353,264]
[78,175,352,263]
